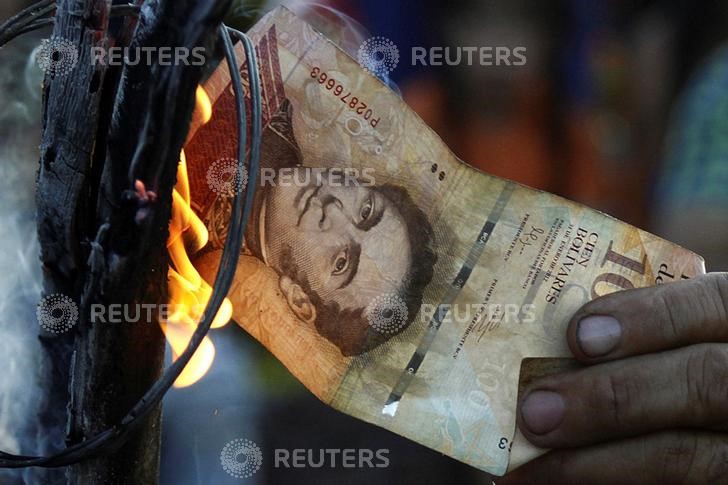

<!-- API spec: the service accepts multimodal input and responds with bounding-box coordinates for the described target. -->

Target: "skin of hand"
[499,273,728,485]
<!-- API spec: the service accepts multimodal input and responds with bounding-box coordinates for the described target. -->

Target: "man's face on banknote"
[259,169,435,356]
[264,171,410,308]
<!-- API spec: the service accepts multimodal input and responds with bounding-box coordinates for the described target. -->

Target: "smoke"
[0,33,66,484]
[231,0,372,56]
[276,0,369,56]
[264,0,401,93]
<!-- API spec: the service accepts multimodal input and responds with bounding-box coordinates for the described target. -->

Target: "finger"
[517,344,728,447]
[567,273,728,362]
[498,431,728,485]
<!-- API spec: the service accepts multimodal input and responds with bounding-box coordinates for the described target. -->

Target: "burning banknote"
[183,7,704,475]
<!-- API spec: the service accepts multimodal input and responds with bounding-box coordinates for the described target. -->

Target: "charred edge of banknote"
[185,25,286,218]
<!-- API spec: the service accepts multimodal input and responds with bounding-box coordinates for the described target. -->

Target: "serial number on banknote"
[310,66,382,128]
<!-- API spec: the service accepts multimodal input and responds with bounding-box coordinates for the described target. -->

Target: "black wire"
[227,25,263,251]
[0,0,55,47]
[0,2,140,47]
[11,18,53,37]
[0,0,54,31]
[0,24,262,468]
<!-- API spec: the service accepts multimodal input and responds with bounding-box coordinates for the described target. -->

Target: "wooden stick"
[34,0,231,481]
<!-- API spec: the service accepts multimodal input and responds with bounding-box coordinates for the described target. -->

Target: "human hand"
[500,273,728,484]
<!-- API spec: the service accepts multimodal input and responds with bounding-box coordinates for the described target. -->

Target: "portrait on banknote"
[198,98,437,357]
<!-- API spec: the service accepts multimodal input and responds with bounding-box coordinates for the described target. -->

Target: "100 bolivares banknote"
[183,7,705,476]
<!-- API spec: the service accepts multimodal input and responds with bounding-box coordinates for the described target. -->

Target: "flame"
[195,85,213,125]
[162,86,232,388]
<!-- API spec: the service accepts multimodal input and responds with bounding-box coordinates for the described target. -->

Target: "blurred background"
[299,0,728,273]
[0,0,726,483]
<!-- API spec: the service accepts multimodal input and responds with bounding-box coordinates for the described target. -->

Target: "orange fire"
[162,86,233,388]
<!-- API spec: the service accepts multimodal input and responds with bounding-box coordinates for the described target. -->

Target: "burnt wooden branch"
[35,0,231,482]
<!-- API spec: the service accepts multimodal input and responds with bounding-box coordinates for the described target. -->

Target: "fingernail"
[521,390,565,435]
[577,315,622,357]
